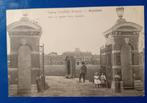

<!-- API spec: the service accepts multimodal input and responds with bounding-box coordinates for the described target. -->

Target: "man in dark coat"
[79,62,87,83]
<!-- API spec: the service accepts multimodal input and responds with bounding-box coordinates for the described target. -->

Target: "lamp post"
[116,7,124,19]
[116,7,126,24]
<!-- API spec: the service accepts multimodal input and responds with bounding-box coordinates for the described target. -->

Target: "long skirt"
[94,79,101,84]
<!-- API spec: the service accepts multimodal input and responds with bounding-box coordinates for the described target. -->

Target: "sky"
[7,6,144,55]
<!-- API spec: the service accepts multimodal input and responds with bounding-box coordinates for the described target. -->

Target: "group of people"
[78,62,107,89]
[65,56,107,88]
[94,72,106,88]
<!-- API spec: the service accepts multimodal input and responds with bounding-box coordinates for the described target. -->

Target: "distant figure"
[94,72,101,88]
[79,62,87,83]
[100,73,106,88]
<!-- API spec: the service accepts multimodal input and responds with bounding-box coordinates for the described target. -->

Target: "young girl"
[94,72,101,88]
[100,73,106,88]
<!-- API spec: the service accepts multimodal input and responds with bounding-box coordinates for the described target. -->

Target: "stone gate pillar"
[8,15,42,95]
[103,7,142,90]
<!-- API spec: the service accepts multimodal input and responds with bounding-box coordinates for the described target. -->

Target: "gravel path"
[9,76,144,97]
[32,76,113,97]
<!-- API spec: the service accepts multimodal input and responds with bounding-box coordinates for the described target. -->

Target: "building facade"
[62,48,99,65]
[43,48,100,65]
[45,52,65,65]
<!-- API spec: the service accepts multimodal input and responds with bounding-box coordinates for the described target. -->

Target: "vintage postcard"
[7,6,144,97]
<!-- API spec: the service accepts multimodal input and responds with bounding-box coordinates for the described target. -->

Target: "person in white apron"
[94,72,101,88]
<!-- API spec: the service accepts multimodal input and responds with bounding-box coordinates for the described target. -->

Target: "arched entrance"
[121,44,134,89]
[18,45,32,95]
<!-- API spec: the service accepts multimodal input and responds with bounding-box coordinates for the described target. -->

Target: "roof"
[103,18,142,38]
[7,16,42,35]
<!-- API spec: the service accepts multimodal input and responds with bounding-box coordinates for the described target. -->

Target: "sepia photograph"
[7,6,144,97]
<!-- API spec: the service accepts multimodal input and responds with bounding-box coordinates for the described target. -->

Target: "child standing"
[100,73,106,88]
[94,72,101,88]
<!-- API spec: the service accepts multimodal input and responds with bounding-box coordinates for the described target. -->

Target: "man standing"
[79,62,87,83]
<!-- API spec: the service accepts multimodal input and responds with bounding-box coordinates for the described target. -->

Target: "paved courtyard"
[9,76,144,97]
